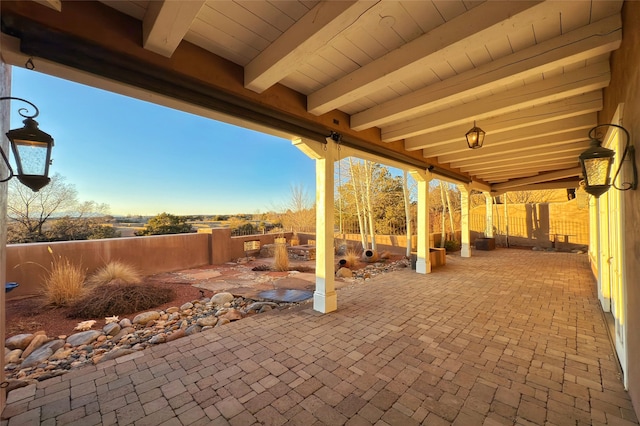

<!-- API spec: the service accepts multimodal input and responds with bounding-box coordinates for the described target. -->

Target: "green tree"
[88,225,121,239]
[135,213,194,236]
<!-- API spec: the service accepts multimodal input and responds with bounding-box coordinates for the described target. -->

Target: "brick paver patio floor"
[2,249,638,425]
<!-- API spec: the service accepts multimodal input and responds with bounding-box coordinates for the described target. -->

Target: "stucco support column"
[484,192,494,238]
[410,169,432,274]
[458,184,471,258]
[292,138,336,313]
[0,63,11,411]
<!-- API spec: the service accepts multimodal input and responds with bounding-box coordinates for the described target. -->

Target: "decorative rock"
[244,302,278,314]
[259,305,273,313]
[104,316,119,324]
[103,323,121,336]
[132,311,160,325]
[22,334,51,360]
[179,302,193,311]
[219,308,243,321]
[98,348,136,363]
[166,329,185,342]
[119,318,132,328]
[185,325,202,336]
[216,318,231,327]
[66,330,102,347]
[148,333,166,344]
[112,327,135,343]
[336,267,353,278]
[210,292,234,307]
[5,333,36,351]
[22,340,65,369]
[166,307,179,314]
[5,349,22,364]
[74,320,97,331]
[196,316,218,327]
[50,348,74,361]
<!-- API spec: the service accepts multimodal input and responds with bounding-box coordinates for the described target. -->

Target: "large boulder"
[21,340,65,369]
[103,323,121,336]
[66,330,102,347]
[5,349,22,364]
[5,333,37,351]
[133,311,160,325]
[210,292,234,307]
[22,334,50,359]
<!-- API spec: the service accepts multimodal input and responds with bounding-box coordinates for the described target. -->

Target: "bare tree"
[278,183,315,233]
[505,189,562,204]
[7,173,110,242]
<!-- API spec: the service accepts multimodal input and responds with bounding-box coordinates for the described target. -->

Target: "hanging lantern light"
[578,124,637,198]
[1,97,54,192]
[465,121,485,149]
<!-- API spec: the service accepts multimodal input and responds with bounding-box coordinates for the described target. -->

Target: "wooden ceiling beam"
[404,92,601,151]
[307,1,543,116]
[454,143,589,171]
[383,61,609,142]
[143,0,205,58]
[244,1,375,93]
[491,167,583,189]
[423,114,595,158]
[354,14,620,132]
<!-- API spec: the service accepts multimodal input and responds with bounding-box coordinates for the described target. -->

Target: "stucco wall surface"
[6,233,210,299]
[598,0,640,417]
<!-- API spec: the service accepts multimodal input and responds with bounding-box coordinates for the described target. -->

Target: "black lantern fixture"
[465,121,485,149]
[0,97,54,192]
[578,124,637,198]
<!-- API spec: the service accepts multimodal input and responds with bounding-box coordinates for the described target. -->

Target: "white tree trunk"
[445,183,455,239]
[348,158,367,249]
[364,161,376,252]
[403,170,412,257]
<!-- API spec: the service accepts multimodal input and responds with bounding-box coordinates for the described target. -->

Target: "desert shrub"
[251,264,271,271]
[87,261,142,287]
[67,283,175,318]
[41,248,87,307]
[343,248,361,268]
[435,239,461,253]
[88,225,121,240]
[272,242,289,272]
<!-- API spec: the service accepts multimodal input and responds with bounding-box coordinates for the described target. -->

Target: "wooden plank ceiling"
[1,0,624,192]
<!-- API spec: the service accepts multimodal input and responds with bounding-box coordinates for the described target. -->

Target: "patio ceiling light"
[579,124,637,198]
[465,121,485,149]
[0,97,54,192]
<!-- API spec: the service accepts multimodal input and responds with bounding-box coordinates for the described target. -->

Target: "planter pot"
[475,237,496,250]
[362,249,379,263]
[410,248,446,269]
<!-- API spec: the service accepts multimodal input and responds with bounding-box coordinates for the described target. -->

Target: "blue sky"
[10,67,316,216]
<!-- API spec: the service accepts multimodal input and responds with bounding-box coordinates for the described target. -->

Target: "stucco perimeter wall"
[469,199,589,249]
[298,232,457,254]
[198,228,292,264]
[600,1,640,417]
[6,233,210,300]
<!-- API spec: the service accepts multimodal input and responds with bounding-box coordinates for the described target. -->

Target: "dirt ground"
[5,279,203,339]
[4,254,387,339]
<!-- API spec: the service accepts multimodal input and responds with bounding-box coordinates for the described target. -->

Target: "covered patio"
[2,249,636,425]
[2,0,640,419]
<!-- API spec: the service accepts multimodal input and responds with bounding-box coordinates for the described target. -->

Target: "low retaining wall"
[6,230,294,300]
[6,234,210,300]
